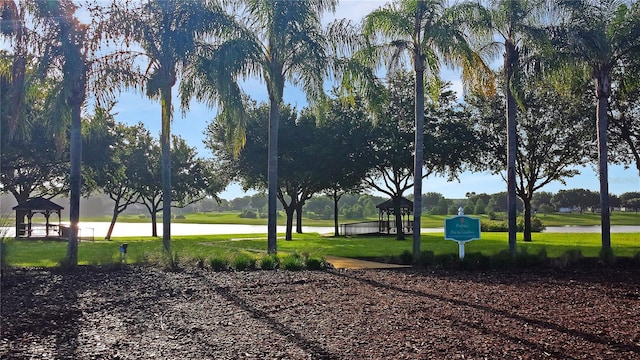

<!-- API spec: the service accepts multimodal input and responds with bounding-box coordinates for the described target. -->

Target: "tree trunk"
[105,205,119,241]
[393,196,404,240]
[295,204,303,234]
[160,86,172,254]
[505,40,518,255]
[267,97,280,253]
[285,206,295,241]
[595,72,611,250]
[412,55,424,261]
[333,190,340,236]
[523,197,532,242]
[151,211,158,237]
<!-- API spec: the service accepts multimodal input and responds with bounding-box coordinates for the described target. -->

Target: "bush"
[305,257,328,270]
[174,214,186,220]
[209,256,231,271]
[281,253,305,271]
[259,254,279,270]
[398,250,413,265]
[239,209,258,218]
[516,216,546,232]
[233,253,257,271]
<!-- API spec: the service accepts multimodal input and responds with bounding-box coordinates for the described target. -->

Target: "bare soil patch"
[2,265,639,359]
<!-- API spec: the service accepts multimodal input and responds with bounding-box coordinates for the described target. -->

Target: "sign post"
[444,210,481,259]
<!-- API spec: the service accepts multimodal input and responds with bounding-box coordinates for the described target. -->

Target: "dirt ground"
[1,265,639,359]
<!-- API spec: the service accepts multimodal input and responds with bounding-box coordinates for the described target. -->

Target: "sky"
[5,0,639,200]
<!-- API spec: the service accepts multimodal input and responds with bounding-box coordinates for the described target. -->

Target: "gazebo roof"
[376,197,413,210]
[12,197,64,211]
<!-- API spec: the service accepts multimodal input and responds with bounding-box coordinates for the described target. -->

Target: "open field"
[3,232,639,268]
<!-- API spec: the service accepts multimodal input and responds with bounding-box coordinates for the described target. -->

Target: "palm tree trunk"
[505,41,518,255]
[67,103,81,266]
[412,61,424,261]
[595,73,611,250]
[267,97,280,253]
[161,87,172,254]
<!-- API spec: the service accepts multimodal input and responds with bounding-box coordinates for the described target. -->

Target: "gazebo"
[376,197,413,235]
[13,197,64,238]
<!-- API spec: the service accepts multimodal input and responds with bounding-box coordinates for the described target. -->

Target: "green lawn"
[4,231,639,267]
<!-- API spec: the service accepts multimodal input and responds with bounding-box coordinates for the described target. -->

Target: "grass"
[4,231,640,268]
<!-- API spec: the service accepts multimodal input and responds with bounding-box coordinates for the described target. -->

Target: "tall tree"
[549,0,640,250]
[105,0,234,253]
[29,0,89,267]
[362,0,489,260]
[469,74,594,241]
[470,0,550,254]
[185,0,336,253]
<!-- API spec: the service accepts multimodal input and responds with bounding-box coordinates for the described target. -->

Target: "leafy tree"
[422,192,445,213]
[609,66,640,176]
[134,133,221,237]
[318,96,375,235]
[362,0,489,258]
[97,122,149,241]
[469,73,594,241]
[185,0,336,253]
[549,0,640,250]
[0,0,28,139]
[365,71,479,239]
[620,192,640,212]
[104,0,235,253]
[207,103,328,240]
[552,189,600,214]
[0,69,68,203]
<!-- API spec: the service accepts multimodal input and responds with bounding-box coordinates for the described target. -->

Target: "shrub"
[259,254,279,270]
[174,214,186,220]
[209,256,231,271]
[398,250,413,265]
[516,216,546,232]
[281,253,305,271]
[481,220,508,232]
[553,249,583,268]
[305,257,327,270]
[239,209,257,219]
[233,253,257,271]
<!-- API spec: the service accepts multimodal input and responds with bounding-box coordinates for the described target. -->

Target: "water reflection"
[1,222,638,238]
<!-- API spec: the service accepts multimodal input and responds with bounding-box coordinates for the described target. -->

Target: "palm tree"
[106,0,236,254]
[183,0,337,254]
[29,0,88,267]
[362,0,489,261]
[470,0,549,254]
[549,0,640,251]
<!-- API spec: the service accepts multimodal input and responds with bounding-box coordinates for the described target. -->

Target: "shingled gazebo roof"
[12,197,64,211]
[375,197,413,210]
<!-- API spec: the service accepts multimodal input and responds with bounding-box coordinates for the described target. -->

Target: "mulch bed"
[1,265,639,359]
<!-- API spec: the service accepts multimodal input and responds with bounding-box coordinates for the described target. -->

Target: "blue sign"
[444,216,481,242]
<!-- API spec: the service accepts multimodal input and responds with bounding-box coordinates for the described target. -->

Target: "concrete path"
[325,256,412,270]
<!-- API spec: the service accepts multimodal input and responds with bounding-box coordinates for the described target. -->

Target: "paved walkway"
[325,256,412,270]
